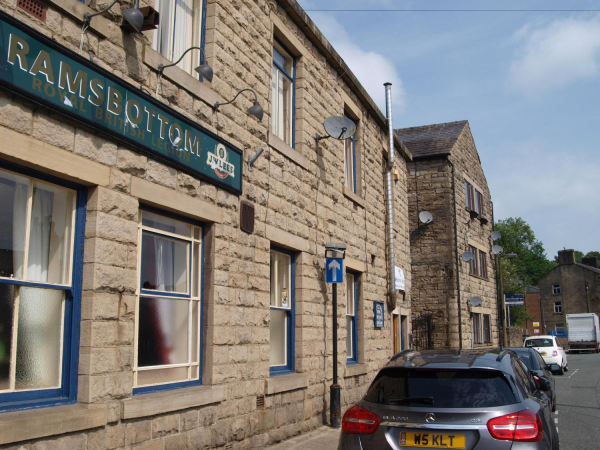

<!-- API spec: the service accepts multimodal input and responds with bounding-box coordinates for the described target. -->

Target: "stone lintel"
[131,176,223,223]
[0,127,110,187]
[266,225,310,253]
[121,385,225,420]
[268,132,309,170]
[48,0,113,38]
[345,257,366,273]
[0,403,107,445]
[344,363,369,378]
[265,373,308,395]
[342,186,366,209]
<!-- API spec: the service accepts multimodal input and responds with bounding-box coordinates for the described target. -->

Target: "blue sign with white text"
[326,258,344,284]
[505,294,524,306]
[374,301,384,328]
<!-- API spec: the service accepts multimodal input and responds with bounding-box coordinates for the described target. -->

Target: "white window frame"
[346,272,358,364]
[552,284,561,295]
[554,302,562,314]
[269,248,294,375]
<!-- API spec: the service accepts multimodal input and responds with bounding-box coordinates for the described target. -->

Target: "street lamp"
[495,249,517,347]
[325,242,346,429]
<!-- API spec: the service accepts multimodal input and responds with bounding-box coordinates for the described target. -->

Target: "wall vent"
[17,0,47,21]
[240,200,255,234]
[256,395,265,410]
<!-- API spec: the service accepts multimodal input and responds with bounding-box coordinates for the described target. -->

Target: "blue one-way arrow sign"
[326,258,344,284]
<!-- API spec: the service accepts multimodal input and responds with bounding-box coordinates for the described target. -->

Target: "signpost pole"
[331,283,340,428]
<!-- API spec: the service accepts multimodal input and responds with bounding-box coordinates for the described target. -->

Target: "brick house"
[539,250,600,334]
[0,0,413,448]
[524,285,542,336]
[396,120,498,350]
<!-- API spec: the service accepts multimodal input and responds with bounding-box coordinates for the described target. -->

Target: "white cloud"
[509,14,600,93]
[309,12,406,113]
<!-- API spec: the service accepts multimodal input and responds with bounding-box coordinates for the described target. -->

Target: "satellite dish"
[492,245,504,255]
[316,116,357,141]
[469,296,483,307]
[491,231,501,242]
[461,251,475,262]
[419,211,433,224]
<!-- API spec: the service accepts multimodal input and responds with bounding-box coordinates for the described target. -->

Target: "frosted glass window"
[271,43,294,146]
[270,309,287,367]
[138,297,189,367]
[0,284,15,391]
[270,251,290,308]
[141,233,189,293]
[135,210,202,389]
[0,171,28,280]
[346,273,357,363]
[270,249,294,372]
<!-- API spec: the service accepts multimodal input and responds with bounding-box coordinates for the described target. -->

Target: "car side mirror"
[549,364,561,375]
[537,377,551,391]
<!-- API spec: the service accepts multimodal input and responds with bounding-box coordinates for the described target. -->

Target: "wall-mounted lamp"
[248,148,265,172]
[214,88,263,121]
[81,0,143,53]
[158,46,213,82]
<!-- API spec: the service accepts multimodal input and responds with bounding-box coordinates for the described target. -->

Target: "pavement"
[265,426,340,449]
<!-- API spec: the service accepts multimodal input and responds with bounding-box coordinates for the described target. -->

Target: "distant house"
[524,286,542,336]
[396,120,498,350]
[538,250,600,334]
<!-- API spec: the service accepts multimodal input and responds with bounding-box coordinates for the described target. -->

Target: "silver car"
[339,349,559,450]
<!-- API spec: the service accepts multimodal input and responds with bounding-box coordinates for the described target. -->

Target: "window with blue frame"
[346,272,358,364]
[134,209,202,392]
[271,40,296,147]
[270,248,295,375]
[0,165,85,411]
[150,0,206,76]
[344,113,357,193]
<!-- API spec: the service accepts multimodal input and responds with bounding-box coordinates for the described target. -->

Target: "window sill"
[268,132,309,170]
[469,273,489,281]
[121,384,224,420]
[343,186,366,208]
[265,373,308,395]
[144,47,222,107]
[0,403,107,445]
[344,363,369,378]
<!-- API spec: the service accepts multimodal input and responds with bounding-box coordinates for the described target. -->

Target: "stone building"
[538,250,600,334]
[0,0,413,448]
[396,120,498,350]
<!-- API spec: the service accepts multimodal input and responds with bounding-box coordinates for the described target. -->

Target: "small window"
[0,165,84,411]
[552,284,561,295]
[346,272,358,364]
[483,314,492,343]
[270,248,295,375]
[150,0,205,76]
[468,245,478,275]
[472,313,482,344]
[344,113,357,194]
[555,323,565,332]
[271,40,295,146]
[134,209,202,392]
[478,250,488,278]
[475,190,484,215]
[554,302,562,314]
[465,181,475,210]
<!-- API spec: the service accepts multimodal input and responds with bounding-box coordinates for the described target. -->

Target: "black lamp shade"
[194,61,213,82]
[247,101,263,121]
[122,6,144,32]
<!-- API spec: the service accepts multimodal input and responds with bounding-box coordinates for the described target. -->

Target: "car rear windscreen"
[525,338,553,347]
[364,369,517,408]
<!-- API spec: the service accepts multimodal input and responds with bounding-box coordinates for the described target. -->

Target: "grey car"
[338,349,559,450]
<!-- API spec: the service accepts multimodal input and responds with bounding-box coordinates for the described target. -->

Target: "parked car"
[523,335,568,374]
[503,347,562,412]
[339,349,559,450]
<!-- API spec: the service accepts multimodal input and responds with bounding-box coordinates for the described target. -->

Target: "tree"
[495,217,556,285]
[585,251,600,262]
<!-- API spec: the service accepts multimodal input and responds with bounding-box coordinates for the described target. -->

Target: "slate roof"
[576,263,600,275]
[394,120,468,159]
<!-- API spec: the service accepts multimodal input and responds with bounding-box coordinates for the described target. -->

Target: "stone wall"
[0,0,411,448]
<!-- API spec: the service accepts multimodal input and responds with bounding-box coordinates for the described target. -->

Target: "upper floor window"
[0,165,85,411]
[346,272,358,364]
[468,245,478,275]
[151,0,205,75]
[554,302,562,314]
[134,209,202,393]
[483,314,492,343]
[271,40,295,147]
[478,250,488,278]
[552,284,561,295]
[465,181,474,210]
[475,190,484,215]
[472,313,482,344]
[344,114,357,193]
[270,248,295,375]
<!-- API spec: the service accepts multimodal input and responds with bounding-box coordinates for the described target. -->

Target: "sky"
[296,0,600,260]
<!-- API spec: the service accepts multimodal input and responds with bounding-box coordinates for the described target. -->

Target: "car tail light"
[342,405,380,434]
[552,350,558,357]
[487,410,542,442]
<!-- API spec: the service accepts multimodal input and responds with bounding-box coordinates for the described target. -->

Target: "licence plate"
[400,432,466,448]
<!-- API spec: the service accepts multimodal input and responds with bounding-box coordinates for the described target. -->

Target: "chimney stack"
[582,256,598,269]
[557,249,576,265]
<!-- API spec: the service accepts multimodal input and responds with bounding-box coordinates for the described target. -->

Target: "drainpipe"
[449,160,462,349]
[384,83,397,311]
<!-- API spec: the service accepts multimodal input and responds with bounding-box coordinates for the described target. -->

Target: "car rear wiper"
[389,397,435,405]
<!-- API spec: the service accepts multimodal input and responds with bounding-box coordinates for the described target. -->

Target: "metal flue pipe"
[384,83,397,310]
